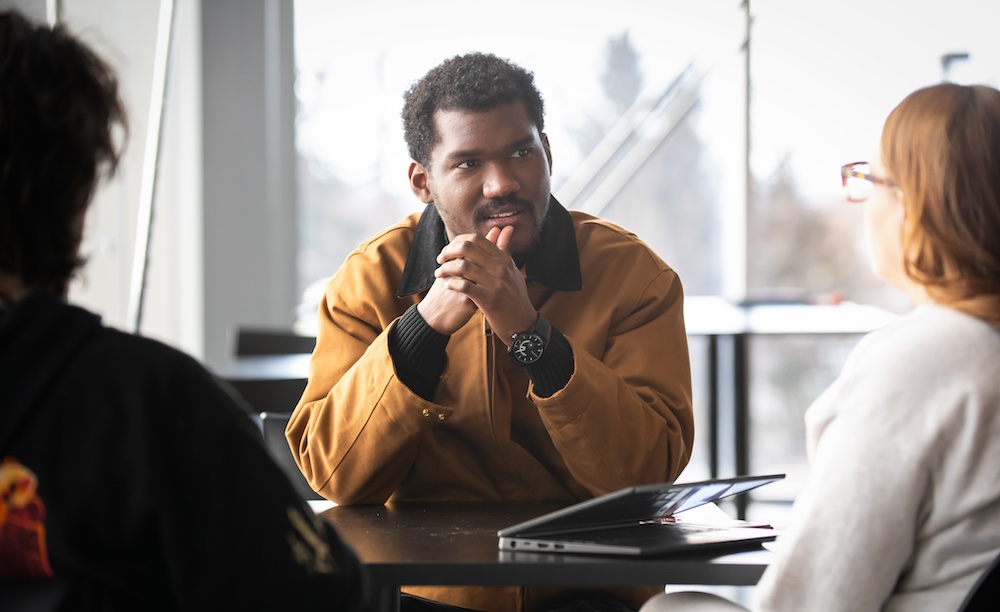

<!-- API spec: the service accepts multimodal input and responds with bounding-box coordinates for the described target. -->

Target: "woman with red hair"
[643,83,1000,611]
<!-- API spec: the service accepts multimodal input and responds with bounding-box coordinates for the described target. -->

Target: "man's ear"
[541,133,553,174]
[408,162,434,204]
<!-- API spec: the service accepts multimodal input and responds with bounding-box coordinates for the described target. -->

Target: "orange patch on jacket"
[0,458,53,577]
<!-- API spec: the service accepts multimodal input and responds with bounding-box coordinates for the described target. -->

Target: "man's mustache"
[474,197,533,222]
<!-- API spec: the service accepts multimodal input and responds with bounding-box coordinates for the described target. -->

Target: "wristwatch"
[507,313,552,365]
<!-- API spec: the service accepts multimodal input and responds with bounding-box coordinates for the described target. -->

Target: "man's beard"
[510,211,546,268]
[475,196,547,267]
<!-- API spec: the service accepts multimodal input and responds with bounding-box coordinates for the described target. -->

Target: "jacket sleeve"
[286,276,443,505]
[532,267,694,495]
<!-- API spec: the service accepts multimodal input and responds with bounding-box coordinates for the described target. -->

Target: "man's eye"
[512,148,531,158]
[456,160,480,169]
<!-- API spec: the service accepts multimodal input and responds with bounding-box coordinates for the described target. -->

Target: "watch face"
[511,333,544,364]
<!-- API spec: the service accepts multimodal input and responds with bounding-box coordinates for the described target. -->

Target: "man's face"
[408,101,552,264]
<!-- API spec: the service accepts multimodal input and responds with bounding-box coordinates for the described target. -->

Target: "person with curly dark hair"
[401,52,546,170]
[288,52,694,612]
[0,12,125,301]
[0,10,370,611]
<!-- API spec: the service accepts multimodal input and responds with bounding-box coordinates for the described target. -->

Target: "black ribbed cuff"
[524,328,573,398]
[388,304,449,400]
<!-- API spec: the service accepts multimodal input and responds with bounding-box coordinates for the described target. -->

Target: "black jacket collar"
[396,196,583,297]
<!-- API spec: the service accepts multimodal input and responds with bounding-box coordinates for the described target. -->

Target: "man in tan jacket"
[288,52,694,612]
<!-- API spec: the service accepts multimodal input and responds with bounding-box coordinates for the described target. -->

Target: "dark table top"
[210,353,312,381]
[319,502,771,588]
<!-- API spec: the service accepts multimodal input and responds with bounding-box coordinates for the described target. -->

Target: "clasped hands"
[416,226,537,347]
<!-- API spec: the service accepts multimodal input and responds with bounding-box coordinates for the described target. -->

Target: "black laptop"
[497,474,784,556]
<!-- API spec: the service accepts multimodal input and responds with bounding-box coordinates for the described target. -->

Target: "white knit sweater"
[754,305,1000,612]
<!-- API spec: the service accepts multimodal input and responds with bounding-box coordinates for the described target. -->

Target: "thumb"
[494,225,515,254]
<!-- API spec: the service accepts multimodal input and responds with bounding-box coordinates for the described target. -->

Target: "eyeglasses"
[840,161,897,202]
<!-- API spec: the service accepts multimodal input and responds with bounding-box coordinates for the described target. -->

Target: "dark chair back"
[233,327,315,356]
[260,411,322,500]
[959,550,1000,611]
[225,376,307,415]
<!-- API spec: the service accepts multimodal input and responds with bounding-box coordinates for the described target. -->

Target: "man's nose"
[482,162,519,199]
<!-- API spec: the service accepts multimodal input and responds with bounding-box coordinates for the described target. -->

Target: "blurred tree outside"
[602,31,644,115]
[291,1,935,503]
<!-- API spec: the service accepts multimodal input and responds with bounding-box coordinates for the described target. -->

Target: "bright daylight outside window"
[292,0,1000,506]
[292,0,745,311]
[745,0,999,509]
[293,0,746,482]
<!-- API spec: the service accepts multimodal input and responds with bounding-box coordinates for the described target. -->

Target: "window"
[748,0,998,312]
[293,0,745,301]
[293,0,1000,504]
[746,0,1000,508]
[293,0,747,486]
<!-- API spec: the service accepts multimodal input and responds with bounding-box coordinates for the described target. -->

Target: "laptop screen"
[499,474,784,537]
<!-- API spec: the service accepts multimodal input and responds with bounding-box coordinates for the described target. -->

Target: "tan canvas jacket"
[288,200,694,611]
